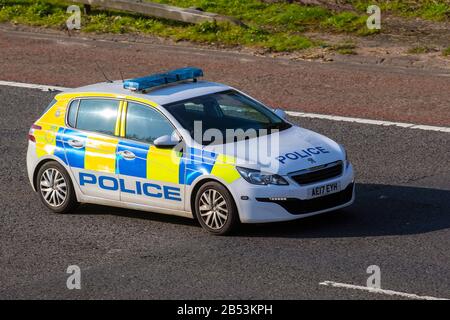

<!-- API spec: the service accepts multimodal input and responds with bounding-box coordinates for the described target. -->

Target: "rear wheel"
[194,181,239,235]
[37,161,78,213]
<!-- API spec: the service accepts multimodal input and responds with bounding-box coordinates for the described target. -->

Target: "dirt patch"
[287,14,450,71]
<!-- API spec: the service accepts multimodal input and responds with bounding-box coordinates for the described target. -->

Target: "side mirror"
[273,108,287,120]
[154,133,181,148]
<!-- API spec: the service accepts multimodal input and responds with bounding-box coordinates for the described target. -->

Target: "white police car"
[27,67,354,235]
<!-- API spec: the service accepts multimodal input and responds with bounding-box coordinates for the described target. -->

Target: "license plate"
[308,182,341,198]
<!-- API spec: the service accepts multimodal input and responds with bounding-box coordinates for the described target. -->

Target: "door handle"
[118,150,136,160]
[68,139,84,149]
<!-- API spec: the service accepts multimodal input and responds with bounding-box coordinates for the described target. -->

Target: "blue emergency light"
[123,67,204,91]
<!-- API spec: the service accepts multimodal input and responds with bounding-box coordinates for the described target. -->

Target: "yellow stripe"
[210,154,240,184]
[84,134,118,173]
[120,100,128,137]
[146,146,181,184]
[56,92,125,100]
[56,92,160,109]
[115,101,123,136]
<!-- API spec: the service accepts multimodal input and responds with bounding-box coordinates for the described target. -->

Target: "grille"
[291,161,343,185]
[256,183,354,215]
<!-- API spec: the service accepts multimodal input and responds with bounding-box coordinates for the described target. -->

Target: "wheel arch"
[32,157,69,191]
[189,176,238,221]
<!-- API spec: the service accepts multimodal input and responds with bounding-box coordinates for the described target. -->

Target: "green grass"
[0,0,378,52]
[443,46,450,56]
[407,46,432,54]
[352,0,450,22]
[152,0,375,33]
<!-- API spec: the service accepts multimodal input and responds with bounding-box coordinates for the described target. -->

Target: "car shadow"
[70,183,450,238]
[72,204,198,228]
[239,183,450,238]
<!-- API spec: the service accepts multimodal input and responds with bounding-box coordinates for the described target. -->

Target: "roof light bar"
[123,67,204,91]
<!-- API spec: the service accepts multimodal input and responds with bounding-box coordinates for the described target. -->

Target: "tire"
[36,161,79,213]
[194,181,239,235]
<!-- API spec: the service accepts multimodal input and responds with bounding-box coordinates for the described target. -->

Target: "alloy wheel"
[40,168,67,207]
[198,189,229,230]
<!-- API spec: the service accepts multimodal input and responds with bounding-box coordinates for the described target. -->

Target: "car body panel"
[27,79,355,223]
[204,125,344,176]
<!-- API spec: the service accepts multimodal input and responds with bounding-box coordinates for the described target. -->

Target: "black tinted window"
[164,90,291,145]
[75,99,120,135]
[125,102,174,144]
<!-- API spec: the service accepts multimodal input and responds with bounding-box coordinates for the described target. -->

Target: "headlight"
[236,167,288,185]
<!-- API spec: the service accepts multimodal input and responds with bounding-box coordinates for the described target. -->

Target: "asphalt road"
[0,85,449,299]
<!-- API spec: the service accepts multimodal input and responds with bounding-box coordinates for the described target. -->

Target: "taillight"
[28,124,41,142]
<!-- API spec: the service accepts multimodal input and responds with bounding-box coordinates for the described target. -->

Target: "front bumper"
[230,163,355,223]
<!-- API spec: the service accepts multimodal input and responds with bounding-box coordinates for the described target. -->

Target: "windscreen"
[163,90,291,145]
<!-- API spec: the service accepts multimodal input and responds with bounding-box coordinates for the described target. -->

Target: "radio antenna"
[95,61,113,83]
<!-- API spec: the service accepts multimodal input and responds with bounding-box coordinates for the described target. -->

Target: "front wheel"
[194,181,239,235]
[37,161,79,213]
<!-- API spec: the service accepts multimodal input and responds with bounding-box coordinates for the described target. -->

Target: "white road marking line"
[320,281,449,300]
[1,80,449,133]
[287,111,450,133]
[0,80,68,92]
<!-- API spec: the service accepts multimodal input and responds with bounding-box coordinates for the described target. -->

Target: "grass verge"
[0,0,377,52]
[443,46,450,56]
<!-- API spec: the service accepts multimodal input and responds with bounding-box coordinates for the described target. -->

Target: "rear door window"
[71,99,120,136]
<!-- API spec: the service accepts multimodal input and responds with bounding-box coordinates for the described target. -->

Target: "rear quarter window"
[67,100,79,127]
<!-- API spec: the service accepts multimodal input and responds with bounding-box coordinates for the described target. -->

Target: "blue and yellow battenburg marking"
[61,128,86,168]
[37,128,241,186]
[34,102,68,164]
[116,140,149,178]
[79,172,182,201]
[180,147,217,185]
[34,97,241,190]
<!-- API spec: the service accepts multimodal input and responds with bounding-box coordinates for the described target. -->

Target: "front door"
[116,101,184,210]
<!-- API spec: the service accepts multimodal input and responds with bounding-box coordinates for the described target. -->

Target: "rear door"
[116,101,184,210]
[63,98,122,201]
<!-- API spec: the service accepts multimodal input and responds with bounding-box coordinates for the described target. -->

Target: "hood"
[204,125,344,175]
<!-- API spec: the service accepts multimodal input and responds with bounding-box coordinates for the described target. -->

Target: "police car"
[27,67,355,235]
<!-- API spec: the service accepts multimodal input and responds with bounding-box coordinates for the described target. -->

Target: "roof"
[60,80,231,106]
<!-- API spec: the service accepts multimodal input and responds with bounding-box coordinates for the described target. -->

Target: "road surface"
[0,85,448,299]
